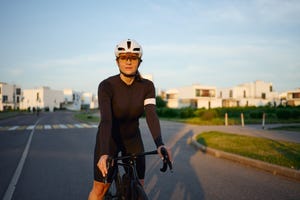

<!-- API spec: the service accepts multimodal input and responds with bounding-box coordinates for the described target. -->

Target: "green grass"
[0,111,28,120]
[172,117,233,125]
[196,131,300,169]
[73,112,100,123]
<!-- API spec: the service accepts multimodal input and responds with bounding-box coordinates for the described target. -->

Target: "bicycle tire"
[104,181,116,200]
[133,184,148,200]
[104,175,122,200]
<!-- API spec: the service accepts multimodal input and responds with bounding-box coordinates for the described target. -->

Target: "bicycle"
[104,147,173,200]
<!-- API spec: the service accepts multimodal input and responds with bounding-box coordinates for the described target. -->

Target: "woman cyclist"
[88,39,172,200]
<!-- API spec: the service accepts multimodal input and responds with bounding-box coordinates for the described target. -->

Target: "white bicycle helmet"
[114,39,143,58]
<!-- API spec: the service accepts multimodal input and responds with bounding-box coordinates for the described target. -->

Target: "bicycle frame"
[104,149,172,200]
[105,150,157,200]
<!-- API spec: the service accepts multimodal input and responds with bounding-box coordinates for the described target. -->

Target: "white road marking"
[0,123,99,131]
[59,124,68,129]
[8,126,19,131]
[44,125,52,130]
[3,118,41,200]
[26,125,35,130]
[74,124,83,128]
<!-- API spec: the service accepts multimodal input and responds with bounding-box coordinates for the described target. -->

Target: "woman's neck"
[120,74,135,85]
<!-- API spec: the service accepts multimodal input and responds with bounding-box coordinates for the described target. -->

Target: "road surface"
[0,111,299,200]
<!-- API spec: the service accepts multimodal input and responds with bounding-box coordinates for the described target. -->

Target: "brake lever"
[160,147,173,173]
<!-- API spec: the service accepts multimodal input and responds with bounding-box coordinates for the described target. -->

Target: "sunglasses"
[119,55,139,61]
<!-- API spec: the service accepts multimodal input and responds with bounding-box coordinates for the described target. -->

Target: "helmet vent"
[133,48,140,51]
[127,41,131,49]
[118,47,125,51]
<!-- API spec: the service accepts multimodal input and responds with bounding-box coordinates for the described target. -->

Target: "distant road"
[0,112,299,200]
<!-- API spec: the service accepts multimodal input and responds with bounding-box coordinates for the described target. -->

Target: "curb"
[189,134,300,182]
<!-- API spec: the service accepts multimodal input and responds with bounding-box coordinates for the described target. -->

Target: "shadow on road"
[144,121,206,200]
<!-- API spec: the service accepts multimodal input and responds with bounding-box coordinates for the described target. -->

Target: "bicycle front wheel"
[104,176,122,200]
[104,181,116,200]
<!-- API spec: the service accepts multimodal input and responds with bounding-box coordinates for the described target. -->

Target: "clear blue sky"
[1,0,300,95]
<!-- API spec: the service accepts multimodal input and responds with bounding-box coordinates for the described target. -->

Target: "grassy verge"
[196,131,300,169]
[73,112,100,123]
[176,117,300,126]
[0,111,29,120]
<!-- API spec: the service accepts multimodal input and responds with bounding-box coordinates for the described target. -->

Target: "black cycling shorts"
[93,132,145,183]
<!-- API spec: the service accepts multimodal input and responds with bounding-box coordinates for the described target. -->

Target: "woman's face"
[117,53,141,76]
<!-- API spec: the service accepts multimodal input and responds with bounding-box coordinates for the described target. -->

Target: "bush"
[291,109,300,118]
[156,108,179,118]
[156,106,300,123]
[249,110,264,119]
[156,96,167,108]
[276,109,292,119]
[201,110,218,121]
[179,107,196,118]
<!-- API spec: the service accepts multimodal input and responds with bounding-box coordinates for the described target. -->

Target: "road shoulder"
[190,134,300,182]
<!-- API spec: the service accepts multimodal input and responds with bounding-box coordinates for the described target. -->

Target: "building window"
[17,96,20,103]
[229,90,233,98]
[220,91,222,98]
[293,92,300,99]
[262,93,266,99]
[167,94,176,99]
[270,85,273,92]
[195,89,215,97]
[16,88,21,95]
[243,90,246,98]
[3,95,8,103]
[36,92,40,101]
[202,90,210,97]
[0,87,2,94]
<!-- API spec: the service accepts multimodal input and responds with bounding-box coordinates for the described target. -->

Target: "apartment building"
[82,92,98,109]
[0,82,99,111]
[285,89,300,106]
[166,84,221,109]
[165,80,280,109]
[62,89,82,111]
[0,82,22,111]
[219,80,280,107]
[20,87,64,112]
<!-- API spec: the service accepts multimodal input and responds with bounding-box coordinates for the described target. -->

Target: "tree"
[156,96,167,108]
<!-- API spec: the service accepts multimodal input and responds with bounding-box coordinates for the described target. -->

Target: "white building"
[0,82,22,111]
[62,89,82,111]
[166,84,221,109]
[82,92,98,109]
[20,87,64,112]
[165,80,280,109]
[282,88,300,106]
[219,81,280,107]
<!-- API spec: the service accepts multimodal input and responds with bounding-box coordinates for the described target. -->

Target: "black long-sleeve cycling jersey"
[96,74,164,156]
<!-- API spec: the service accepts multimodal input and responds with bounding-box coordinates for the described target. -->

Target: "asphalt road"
[0,111,299,200]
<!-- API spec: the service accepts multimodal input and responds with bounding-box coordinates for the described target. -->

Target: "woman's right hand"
[97,155,109,177]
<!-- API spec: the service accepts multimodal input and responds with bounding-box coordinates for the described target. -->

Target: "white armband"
[144,98,156,106]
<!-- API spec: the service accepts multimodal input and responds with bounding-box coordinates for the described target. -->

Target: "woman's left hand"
[157,145,172,162]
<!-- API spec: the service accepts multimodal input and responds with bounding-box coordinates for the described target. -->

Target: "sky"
[1,0,300,95]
